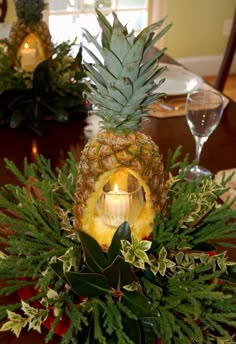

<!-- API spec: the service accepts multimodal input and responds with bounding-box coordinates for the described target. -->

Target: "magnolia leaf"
[65,271,111,297]
[140,318,160,344]
[78,230,108,273]
[50,262,67,282]
[0,310,27,338]
[123,317,141,344]
[221,265,236,283]
[103,255,136,289]
[193,242,216,252]
[107,222,131,263]
[123,290,157,318]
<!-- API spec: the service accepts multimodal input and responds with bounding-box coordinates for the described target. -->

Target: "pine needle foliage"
[0,148,236,343]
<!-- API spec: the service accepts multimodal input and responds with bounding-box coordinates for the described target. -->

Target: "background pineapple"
[74,11,171,248]
[9,0,53,64]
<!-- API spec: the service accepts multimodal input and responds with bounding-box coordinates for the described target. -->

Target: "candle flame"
[114,184,119,193]
[24,43,29,49]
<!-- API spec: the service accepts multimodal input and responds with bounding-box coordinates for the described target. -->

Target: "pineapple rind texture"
[74,131,165,247]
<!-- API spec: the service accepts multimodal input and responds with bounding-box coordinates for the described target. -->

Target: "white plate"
[154,63,204,96]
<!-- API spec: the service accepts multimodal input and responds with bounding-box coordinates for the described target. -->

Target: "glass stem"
[194,136,208,163]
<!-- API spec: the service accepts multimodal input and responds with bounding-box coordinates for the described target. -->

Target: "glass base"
[184,165,212,181]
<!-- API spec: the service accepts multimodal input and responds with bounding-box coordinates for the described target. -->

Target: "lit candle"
[20,43,37,71]
[103,184,129,227]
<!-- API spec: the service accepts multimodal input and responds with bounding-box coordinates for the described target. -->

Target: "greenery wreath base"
[0,147,236,344]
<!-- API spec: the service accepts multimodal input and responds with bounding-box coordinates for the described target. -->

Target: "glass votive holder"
[96,174,144,228]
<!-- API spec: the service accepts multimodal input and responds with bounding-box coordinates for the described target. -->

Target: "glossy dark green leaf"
[78,230,108,273]
[123,317,141,343]
[33,59,51,94]
[221,264,236,283]
[50,262,66,282]
[65,271,111,297]
[123,290,157,317]
[193,242,216,253]
[140,318,160,344]
[103,255,136,288]
[107,221,131,263]
[10,109,24,128]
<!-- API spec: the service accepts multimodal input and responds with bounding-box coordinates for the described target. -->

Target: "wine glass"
[184,89,224,181]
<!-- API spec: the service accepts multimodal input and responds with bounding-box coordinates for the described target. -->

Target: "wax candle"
[20,43,37,72]
[103,184,129,227]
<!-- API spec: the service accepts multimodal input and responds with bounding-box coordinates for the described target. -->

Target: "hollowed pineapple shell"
[74,130,166,248]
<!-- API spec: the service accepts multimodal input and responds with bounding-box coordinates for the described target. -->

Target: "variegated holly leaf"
[21,301,48,333]
[0,250,7,259]
[123,281,140,291]
[0,310,27,338]
[150,247,176,276]
[58,246,75,272]
[121,233,152,269]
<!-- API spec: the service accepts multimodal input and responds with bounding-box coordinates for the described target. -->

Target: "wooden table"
[0,58,236,343]
[0,97,235,186]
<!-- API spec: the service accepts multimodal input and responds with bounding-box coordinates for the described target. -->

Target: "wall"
[163,0,235,75]
[4,1,16,23]
[0,1,16,40]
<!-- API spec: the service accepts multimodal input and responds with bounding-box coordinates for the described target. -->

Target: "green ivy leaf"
[78,230,108,273]
[65,271,111,297]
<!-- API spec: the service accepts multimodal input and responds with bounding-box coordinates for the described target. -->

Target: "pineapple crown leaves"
[82,10,172,134]
[15,0,47,24]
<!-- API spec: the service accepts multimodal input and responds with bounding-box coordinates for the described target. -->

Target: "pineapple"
[74,11,171,248]
[9,0,53,64]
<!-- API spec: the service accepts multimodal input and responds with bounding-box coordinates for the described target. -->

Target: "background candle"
[21,43,37,71]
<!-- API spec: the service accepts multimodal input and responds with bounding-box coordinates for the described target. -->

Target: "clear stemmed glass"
[184,89,224,181]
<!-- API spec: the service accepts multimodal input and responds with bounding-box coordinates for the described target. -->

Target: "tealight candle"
[20,43,37,72]
[97,184,129,227]
[96,174,144,228]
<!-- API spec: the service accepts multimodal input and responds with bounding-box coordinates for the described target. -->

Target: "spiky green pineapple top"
[15,0,47,24]
[83,10,171,134]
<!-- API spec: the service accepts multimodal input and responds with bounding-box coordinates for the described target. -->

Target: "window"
[45,0,148,46]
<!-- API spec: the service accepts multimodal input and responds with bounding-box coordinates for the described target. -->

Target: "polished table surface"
[0,96,235,186]
[0,57,236,343]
